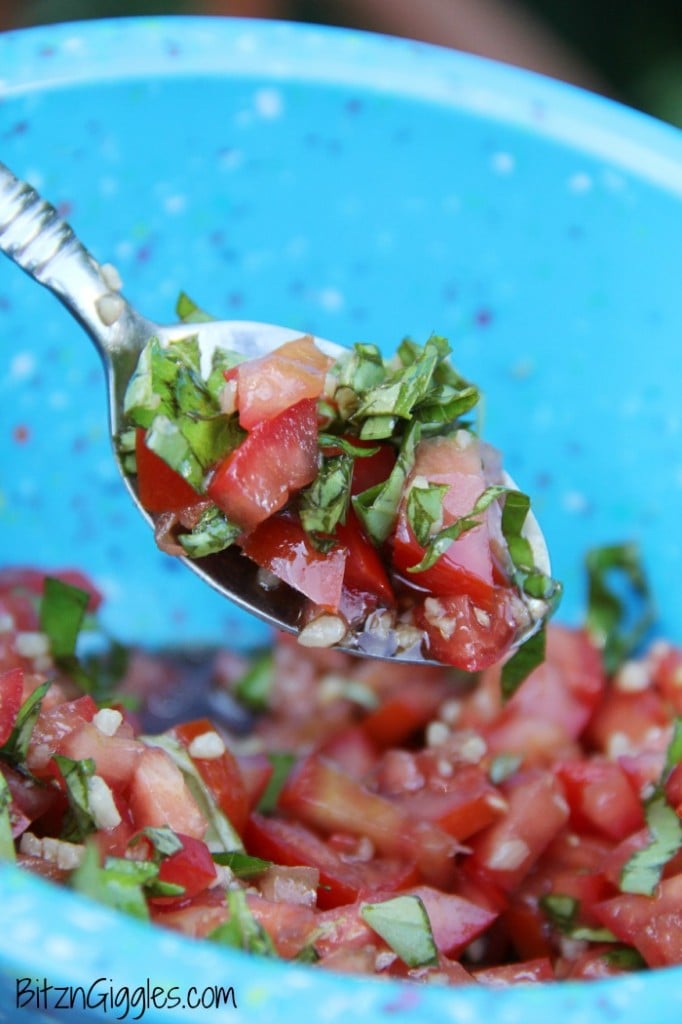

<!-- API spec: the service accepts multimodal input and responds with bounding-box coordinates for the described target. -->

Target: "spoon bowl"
[0,159,550,665]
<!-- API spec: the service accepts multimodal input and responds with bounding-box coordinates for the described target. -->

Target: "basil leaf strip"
[0,773,15,862]
[212,851,273,878]
[234,651,275,712]
[178,506,242,558]
[501,626,547,700]
[539,893,618,943]
[407,484,508,575]
[405,482,449,548]
[585,542,655,675]
[353,420,421,545]
[39,577,90,660]
[299,453,354,537]
[361,894,438,968]
[620,717,682,896]
[209,889,277,957]
[53,755,97,842]
[71,843,152,921]
[0,680,51,764]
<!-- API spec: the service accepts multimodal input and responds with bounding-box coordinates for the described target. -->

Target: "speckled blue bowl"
[1,15,682,1024]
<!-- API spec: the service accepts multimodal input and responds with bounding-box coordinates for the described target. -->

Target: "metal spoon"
[0,161,551,665]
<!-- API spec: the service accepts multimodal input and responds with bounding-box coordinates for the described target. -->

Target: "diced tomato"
[404,884,498,957]
[593,872,682,968]
[558,946,638,980]
[349,441,397,495]
[171,718,249,833]
[317,726,379,779]
[468,770,570,892]
[1,762,57,836]
[207,398,319,533]
[241,513,347,610]
[0,567,102,613]
[236,753,275,812]
[244,812,417,910]
[152,833,218,903]
[391,763,506,842]
[361,678,451,748]
[134,429,203,513]
[335,510,394,606]
[59,720,142,791]
[586,687,669,754]
[391,434,499,605]
[245,891,319,958]
[415,589,520,673]
[129,745,207,839]
[652,644,682,713]
[277,754,457,887]
[235,335,331,430]
[555,758,645,842]
[151,886,229,939]
[0,667,24,746]
[474,957,555,986]
[26,694,99,777]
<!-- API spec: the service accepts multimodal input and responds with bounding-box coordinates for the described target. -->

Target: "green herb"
[500,626,547,700]
[71,844,153,920]
[212,851,272,878]
[39,576,90,660]
[0,773,15,862]
[405,482,449,546]
[352,338,443,423]
[539,893,618,942]
[621,718,682,895]
[585,542,655,674]
[0,680,51,764]
[234,652,275,712]
[333,343,386,395]
[209,888,277,956]
[256,752,296,815]
[176,291,215,323]
[406,485,508,575]
[353,420,421,545]
[141,735,243,853]
[53,755,97,842]
[135,825,185,859]
[360,894,438,968]
[178,505,242,558]
[299,453,353,537]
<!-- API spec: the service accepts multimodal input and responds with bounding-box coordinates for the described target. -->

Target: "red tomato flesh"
[235,335,331,430]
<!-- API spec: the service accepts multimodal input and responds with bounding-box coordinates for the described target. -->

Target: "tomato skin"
[135,429,203,513]
[0,667,24,746]
[129,746,207,840]
[415,590,520,673]
[277,754,458,888]
[335,510,395,607]
[244,811,417,910]
[152,833,218,903]
[207,398,319,533]
[593,873,682,968]
[241,513,347,610]
[235,335,330,430]
[171,718,250,834]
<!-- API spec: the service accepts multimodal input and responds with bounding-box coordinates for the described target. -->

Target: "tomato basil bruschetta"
[121,301,560,678]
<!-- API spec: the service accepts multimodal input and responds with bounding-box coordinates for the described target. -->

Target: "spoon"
[0,161,551,666]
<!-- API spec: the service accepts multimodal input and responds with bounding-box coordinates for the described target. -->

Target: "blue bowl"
[1,16,682,1024]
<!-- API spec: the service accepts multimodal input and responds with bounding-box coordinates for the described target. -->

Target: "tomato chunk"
[153,833,218,903]
[235,335,331,430]
[171,718,250,834]
[207,399,319,533]
[0,667,24,746]
[135,429,203,513]
[129,745,207,839]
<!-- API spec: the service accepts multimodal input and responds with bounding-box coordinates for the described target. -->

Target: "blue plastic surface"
[1,15,682,1024]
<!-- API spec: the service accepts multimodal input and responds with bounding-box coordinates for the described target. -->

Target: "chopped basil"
[352,338,442,423]
[176,290,215,323]
[333,343,386,394]
[539,893,618,942]
[53,755,97,842]
[620,718,682,895]
[585,542,655,675]
[353,420,421,545]
[141,734,243,853]
[500,626,547,700]
[39,576,90,661]
[136,825,185,859]
[360,894,438,968]
[209,888,277,956]
[234,651,275,712]
[406,484,508,575]
[405,482,449,547]
[70,844,152,920]
[178,505,242,558]
[0,773,15,862]
[0,680,51,764]
[256,752,296,815]
[212,851,272,878]
[299,453,353,537]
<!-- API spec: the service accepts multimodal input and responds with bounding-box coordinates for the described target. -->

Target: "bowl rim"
[1,15,682,1024]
